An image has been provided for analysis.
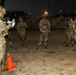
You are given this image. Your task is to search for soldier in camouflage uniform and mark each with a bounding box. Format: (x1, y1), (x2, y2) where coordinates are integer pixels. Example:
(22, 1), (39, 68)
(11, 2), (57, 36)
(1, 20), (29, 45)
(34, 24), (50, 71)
(0, 7), (12, 71)
(37, 14), (51, 49)
(65, 17), (75, 47)
(17, 17), (27, 46)
(73, 17), (76, 44)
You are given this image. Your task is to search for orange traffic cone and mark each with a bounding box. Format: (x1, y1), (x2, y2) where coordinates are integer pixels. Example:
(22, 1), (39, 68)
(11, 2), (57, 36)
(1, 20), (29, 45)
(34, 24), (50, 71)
(5, 53), (16, 70)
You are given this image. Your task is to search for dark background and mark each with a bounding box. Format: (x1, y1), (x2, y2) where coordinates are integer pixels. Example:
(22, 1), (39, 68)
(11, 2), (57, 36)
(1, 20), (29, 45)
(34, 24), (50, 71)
(5, 0), (76, 15)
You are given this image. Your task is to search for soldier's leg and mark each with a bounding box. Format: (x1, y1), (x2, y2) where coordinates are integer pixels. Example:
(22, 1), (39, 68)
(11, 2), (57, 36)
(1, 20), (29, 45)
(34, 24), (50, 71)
(71, 35), (75, 47)
(44, 33), (48, 48)
(0, 40), (6, 71)
(25, 34), (27, 42)
(20, 37), (25, 46)
(38, 34), (43, 46)
(8, 31), (13, 47)
(24, 34), (27, 46)
(22, 32), (28, 46)
(36, 34), (43, 49)
(19, 32), (25, 46)
(73, 34), (76, 44)
(65, 35), (70, 47)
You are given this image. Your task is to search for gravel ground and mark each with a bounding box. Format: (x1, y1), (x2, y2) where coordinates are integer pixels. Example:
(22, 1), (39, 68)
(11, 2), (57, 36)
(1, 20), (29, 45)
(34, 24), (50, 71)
(1, 30), (76, 75)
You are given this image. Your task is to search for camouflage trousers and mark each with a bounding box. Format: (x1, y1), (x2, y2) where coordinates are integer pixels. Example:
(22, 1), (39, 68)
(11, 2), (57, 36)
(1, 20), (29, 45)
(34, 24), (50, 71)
(0, 36), (6, 71)
(18, 31), (27, 45)
(8, 31), (12, 45)
(66, 31), (74, 46)
(5, 31), (13, 46)
(73, 33), (76, 42)
(38, 32), (49, 46)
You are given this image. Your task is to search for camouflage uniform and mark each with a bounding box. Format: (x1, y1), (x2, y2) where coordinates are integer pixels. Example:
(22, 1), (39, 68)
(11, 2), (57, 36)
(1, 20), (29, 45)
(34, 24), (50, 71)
(0, 7), (12, 71)
(17, 18), (27, 46)
(73, 19), (76, 43)
(38, 18), (51, 46)
(65, 18), (74, 47)
(0, 19), (11, 70)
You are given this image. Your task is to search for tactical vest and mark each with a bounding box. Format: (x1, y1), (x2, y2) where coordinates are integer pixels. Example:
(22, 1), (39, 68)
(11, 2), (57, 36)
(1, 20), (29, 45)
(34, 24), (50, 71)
(41, 23), (48, 30)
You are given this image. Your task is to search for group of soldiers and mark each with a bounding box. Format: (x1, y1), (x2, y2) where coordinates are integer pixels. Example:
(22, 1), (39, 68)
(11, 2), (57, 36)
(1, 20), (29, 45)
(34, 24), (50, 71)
(0, 6), (76, 71)
(16, 13), (51, 49)
(0, 6), (51, 71)
(6, 12), (76, 49)
(17, 14), (76, 49)
(65, 17), (76, 47)
(18, 14), (51, 48)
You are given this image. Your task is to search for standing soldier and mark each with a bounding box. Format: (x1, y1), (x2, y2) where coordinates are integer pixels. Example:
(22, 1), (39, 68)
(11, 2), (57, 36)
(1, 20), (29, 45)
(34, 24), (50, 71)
(72, 17), (76, 44)
(37, 13), (51, 49)
(65, 17), (75, 47)
(17, 17), (28, 46)
(0, 6), (14, 71)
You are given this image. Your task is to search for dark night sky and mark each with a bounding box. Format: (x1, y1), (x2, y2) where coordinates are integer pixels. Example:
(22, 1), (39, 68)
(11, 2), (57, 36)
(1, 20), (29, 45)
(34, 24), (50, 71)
(5, 0), (76, 14)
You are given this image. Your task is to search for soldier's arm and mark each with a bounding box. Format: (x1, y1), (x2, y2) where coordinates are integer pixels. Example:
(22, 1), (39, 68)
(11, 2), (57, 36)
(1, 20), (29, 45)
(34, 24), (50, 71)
(39, 21), (42, 32)
(48, 20), (51, 32)
(24, 22), (28, 28)
(0, 23), (12, 36)
(72, 23), (75, 32)
(6, 23), (12, 30)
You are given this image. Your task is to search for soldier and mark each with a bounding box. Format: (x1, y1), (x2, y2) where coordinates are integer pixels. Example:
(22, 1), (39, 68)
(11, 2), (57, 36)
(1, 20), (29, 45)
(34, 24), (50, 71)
(37, 13), (51, 49)
(73, 17), (76, 44)
(17, 17), (27, 46)
(65, 17), (75, 47)
(0, 6), (13, 71)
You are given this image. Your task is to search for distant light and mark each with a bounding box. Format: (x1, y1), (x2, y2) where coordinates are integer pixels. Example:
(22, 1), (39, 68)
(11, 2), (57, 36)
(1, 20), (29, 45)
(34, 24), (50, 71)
(15, 14), (16, 16)
(44, 11), (48, 15)
(60, 10), (62, 13)
(75, 11), (76, 14)
(29, 13), (31, 15)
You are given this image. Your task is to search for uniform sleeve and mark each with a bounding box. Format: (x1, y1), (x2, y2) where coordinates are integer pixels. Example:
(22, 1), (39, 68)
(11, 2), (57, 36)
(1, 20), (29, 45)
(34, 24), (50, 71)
(0, 23), (12, 36)
(48, 20), (51, 32)
(39, 20), (43, 32)
(6, 23), (12, 30)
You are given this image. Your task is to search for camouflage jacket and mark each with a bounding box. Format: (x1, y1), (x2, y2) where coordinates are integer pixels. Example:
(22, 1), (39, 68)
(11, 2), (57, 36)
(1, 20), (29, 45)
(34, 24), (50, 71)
(73, 20), (76, 34)
(17, 22), (27, 33)
(66, 22), (75, 33)
(0, 19), (11, 37)
(39, 19), (51, 33)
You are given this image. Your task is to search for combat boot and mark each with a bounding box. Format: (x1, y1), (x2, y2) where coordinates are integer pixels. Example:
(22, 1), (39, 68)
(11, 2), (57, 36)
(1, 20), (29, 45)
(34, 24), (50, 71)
(65, 44), (69, 47)
(36, 44), (40, 50)
(45, 45), (48, 49)
(19, 43), (24, 46)
(44, 41), (48, 49)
